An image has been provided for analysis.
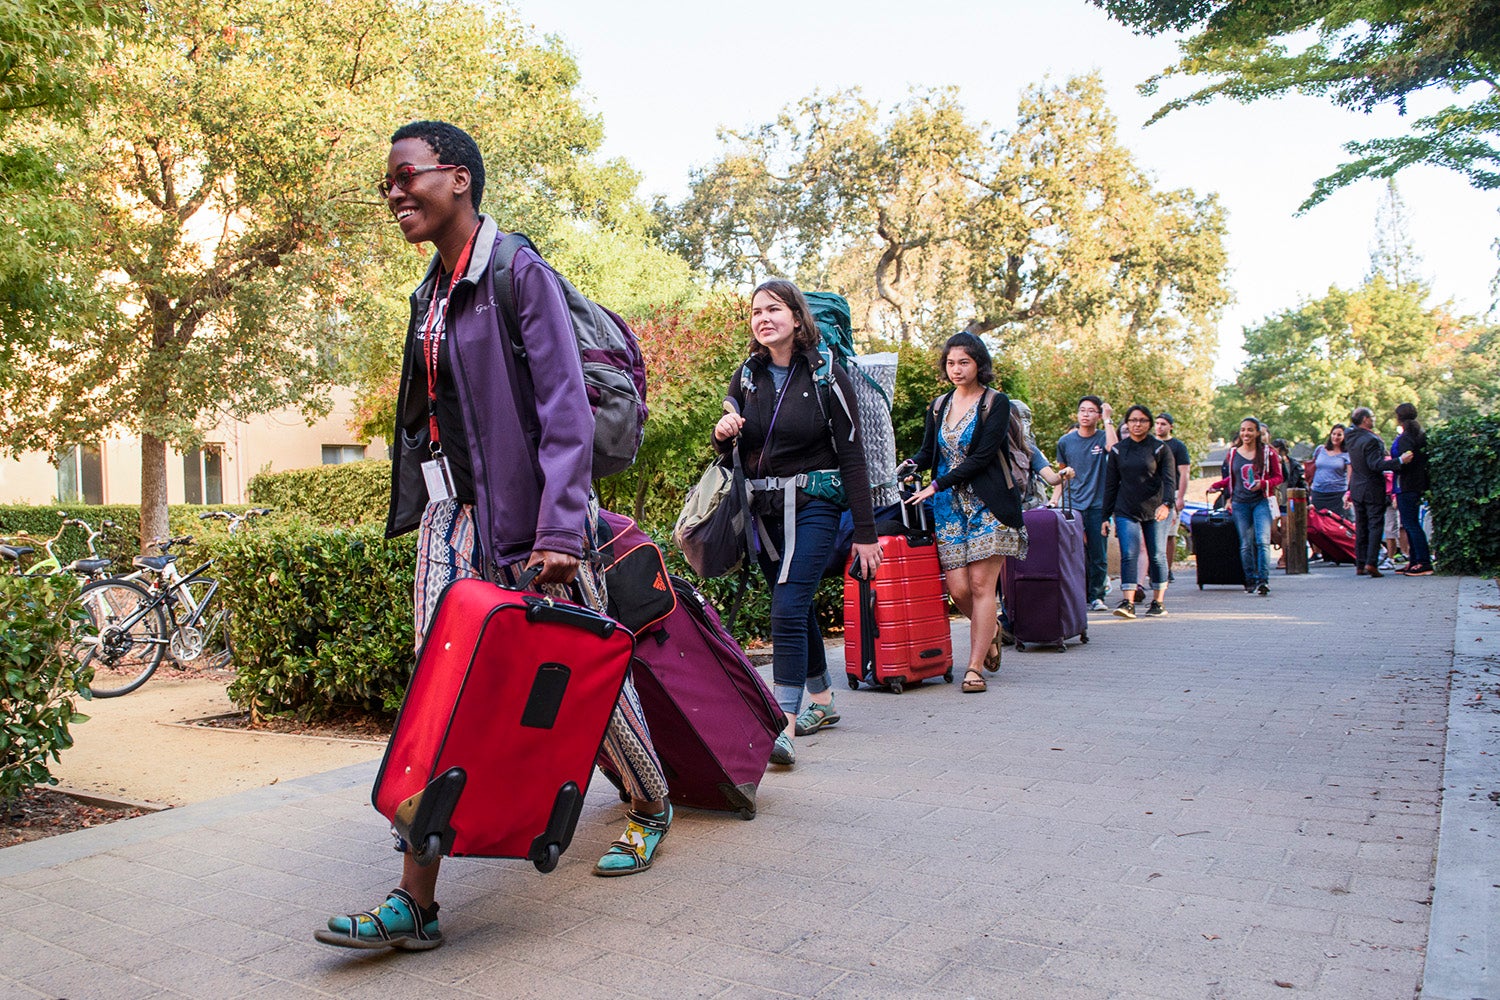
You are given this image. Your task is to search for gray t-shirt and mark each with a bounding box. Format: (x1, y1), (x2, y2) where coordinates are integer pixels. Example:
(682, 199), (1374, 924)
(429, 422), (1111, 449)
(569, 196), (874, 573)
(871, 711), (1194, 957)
(1056, 429), (1111, 510)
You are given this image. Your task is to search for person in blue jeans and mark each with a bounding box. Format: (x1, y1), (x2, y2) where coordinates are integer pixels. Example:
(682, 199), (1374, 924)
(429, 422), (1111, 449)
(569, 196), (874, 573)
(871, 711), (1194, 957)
(713, 280), (880, 767)
(1056, 395), (1118, 611)
(1100, 405), (1176, 618)
(1391, 402), (1433, 575)
(1208, 418), (1284, 595)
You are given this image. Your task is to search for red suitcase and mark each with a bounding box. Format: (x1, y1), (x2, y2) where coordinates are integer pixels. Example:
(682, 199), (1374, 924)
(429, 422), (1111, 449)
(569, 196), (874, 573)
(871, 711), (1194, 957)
(844, 495), (953, 694)
(372, 578), (633, 871)
(1307, 506), (1358, 564)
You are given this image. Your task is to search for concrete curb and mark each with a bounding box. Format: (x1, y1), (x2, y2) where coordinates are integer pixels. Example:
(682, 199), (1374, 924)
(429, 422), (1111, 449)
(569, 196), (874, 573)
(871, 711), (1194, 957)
(1422, 576), (1500, 1000)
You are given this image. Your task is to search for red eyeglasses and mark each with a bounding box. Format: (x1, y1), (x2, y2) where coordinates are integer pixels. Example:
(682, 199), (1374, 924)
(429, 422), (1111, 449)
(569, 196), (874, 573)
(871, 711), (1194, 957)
(378, 164), (458, 198)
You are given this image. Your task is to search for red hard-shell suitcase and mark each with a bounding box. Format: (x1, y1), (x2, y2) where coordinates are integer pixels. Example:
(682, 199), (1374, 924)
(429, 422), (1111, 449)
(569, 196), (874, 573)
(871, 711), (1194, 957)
(372, 578), (633, 871)
(1307, 506), (1358, 565)
(843, 493), (953, 694)
(1001, 499), (1088, 651)
(601, 575), (784, 818)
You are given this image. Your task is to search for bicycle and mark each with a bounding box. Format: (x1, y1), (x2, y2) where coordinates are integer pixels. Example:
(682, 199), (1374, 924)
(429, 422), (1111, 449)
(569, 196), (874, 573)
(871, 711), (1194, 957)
(71, 508), (271, 697)
(1, 515), (117, 583)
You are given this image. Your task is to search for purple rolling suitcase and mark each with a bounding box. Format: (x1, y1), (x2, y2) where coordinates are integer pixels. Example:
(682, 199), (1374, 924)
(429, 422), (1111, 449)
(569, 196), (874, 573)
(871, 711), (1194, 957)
(602, 575), (784, 819)
(1000, 492), (1089, 652)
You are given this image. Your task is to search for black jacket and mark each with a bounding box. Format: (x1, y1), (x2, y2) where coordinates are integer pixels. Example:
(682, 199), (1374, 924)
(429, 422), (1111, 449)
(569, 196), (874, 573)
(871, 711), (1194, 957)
(1102, 436), (1176, 521)
(1345, 424), (1402, 504)
(715, 349), (877, 544)
(1395, 427), (1430, 495)
(908, 388), (1024, 529)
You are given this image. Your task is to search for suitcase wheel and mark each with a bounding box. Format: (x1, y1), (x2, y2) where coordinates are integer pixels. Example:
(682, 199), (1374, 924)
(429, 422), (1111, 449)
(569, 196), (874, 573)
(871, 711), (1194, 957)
(847, 674), (860, 690)
(943, 670), (953, 683)
(888, 679), (905, 694)
(413, 833), (443, 867)
(534, 843), (561, 874)
(1014, 640), (1027, 652)
(1198, 583), (1204, 589)
(738, 807), (755, 821)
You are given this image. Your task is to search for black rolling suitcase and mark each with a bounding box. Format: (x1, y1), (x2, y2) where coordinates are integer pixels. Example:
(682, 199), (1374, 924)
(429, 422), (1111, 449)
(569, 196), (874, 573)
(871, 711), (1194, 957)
(1190, 509), (1245, 589)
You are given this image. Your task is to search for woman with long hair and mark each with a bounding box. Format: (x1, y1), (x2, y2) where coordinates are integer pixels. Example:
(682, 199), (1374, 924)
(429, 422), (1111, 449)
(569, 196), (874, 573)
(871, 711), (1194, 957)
(712, 280), (881, 766)
(1308, 424), (1352, 519)
(905, 333), (1025, 693)
(1392, 402), (1433, 575)
(1101, 405), (1176, 618)
(1208, 417), (1284, 595)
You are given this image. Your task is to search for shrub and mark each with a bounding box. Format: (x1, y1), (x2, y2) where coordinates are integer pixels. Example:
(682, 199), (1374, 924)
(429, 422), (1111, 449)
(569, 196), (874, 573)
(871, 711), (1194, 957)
(1427, 414), (1500, 576)
(247, 460), (392, 526)
(213, 523), (416, 718)
(0, 577), (90, 801)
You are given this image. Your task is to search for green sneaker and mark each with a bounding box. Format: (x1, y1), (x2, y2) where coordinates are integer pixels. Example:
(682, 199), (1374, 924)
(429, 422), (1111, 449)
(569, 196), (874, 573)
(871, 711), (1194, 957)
(793, 699), (840, 736)
(593, 804), (672, 877)
(315, 888), (441, 951)
(770, 732), (796, 766)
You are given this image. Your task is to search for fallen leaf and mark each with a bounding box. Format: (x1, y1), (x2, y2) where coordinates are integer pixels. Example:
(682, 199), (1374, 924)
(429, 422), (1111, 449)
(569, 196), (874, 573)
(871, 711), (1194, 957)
(1202, 933), (1220, 941)
(1274, 980), (1295, 989)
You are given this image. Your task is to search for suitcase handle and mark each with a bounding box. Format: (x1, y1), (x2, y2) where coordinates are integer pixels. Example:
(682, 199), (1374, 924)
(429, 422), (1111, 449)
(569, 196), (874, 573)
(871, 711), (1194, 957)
(524, 596), (619, 639)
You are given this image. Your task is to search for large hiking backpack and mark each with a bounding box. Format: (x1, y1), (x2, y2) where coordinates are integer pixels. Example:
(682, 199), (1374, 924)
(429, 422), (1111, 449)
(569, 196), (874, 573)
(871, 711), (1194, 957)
(494, 233), (648, 480)
(802, 292), (901, 506)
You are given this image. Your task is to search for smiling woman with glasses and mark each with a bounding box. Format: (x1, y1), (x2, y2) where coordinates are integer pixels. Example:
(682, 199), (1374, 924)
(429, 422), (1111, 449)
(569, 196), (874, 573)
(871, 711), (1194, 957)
(1100, 404), (1176, 619)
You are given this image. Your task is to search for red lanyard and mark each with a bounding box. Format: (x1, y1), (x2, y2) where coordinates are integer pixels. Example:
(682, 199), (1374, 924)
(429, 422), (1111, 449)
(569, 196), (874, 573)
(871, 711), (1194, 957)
(421, 226), (479, 451)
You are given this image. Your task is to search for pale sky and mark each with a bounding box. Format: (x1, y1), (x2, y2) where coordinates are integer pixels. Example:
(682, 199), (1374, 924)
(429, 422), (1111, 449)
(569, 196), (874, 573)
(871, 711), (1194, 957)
(509, 0), (1497, 383)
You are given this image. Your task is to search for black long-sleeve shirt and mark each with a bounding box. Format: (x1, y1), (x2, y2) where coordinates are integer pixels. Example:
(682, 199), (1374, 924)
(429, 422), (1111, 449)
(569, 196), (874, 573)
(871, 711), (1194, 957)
(1101, 436), (1176, 522)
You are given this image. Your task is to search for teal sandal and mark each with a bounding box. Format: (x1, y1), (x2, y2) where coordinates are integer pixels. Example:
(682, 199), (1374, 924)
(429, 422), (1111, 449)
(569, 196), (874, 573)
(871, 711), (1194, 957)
(593, 804), (672, 877)
(315, 887), (442, 951)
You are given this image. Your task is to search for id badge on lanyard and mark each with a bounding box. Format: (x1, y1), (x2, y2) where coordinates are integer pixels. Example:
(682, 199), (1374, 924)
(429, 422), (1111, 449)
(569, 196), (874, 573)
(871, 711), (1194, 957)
(420, 227), (478, 504)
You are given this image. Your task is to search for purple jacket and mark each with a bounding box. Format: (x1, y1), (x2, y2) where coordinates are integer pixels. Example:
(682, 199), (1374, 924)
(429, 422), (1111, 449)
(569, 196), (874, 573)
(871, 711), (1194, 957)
(385, 216), (594, 575)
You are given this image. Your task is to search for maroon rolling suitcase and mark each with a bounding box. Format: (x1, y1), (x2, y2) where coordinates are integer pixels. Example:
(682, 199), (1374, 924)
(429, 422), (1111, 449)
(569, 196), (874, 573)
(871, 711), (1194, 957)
(1307, 506), (1358, 565)
(843, 486), (954, 694)
(599, 575), (784, 818)
(1001, 494), (1089, 652)
(373, 577), (633, 871)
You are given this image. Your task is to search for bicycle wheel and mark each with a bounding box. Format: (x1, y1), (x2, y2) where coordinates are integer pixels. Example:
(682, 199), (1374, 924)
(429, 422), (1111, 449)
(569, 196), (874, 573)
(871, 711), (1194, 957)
(76, 578), (168, 697)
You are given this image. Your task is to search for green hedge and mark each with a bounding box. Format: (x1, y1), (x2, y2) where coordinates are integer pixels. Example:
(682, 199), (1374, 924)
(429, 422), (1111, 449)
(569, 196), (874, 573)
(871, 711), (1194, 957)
(1, 577), (90, 801)
(1428, 414), (1500, 576)
(213, 523), (417, 718)
(0, 504), (253, 571)
(248, 460), (391, 526)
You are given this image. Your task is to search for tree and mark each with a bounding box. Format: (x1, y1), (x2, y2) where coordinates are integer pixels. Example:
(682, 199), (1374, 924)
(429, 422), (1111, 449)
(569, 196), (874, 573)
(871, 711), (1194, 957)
(661, 75), (1229, 362)
(1, 0), (637, 544)
(1091, 0), (1500, 208)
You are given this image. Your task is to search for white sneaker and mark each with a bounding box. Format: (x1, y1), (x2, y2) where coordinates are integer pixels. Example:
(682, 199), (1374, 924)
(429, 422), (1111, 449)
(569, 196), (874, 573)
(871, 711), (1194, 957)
(1378, 556), (1395, 571)
(1088, 599), (1109, 612)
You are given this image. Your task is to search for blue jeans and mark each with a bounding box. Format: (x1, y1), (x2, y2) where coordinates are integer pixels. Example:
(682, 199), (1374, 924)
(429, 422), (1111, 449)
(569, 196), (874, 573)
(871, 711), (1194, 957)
(1396, 490), (1430, 566)
(1114, 516), (1169, 594)
(1231, 497), (1274, 586)
(1081, 506), (1108, 603)
(756, 499), (841, 715)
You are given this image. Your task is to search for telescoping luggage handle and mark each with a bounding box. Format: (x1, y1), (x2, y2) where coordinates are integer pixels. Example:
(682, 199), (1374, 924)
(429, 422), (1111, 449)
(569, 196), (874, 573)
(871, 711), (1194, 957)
(893, 460), (933, 540)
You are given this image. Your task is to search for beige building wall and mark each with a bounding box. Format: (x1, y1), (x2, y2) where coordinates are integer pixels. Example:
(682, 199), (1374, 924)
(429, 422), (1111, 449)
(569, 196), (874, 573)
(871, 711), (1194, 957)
(0, 387), (385, 506)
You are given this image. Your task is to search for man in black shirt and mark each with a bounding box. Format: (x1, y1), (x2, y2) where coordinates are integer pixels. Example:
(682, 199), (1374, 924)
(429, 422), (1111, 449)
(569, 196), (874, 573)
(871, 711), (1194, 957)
(1154, 413), (1191, 583)
(1344, 407), (1411, 577)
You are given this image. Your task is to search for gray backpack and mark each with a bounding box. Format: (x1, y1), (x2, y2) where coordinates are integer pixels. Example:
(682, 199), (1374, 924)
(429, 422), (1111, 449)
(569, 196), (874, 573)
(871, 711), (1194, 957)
(494, 233), (648, 480)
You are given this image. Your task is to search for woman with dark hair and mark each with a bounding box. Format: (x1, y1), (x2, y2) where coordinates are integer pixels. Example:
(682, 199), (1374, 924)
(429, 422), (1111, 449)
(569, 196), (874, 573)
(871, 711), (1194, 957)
(1101, 405), (1176, 617)
(1308, 424), (1352, 518)
(1392, 402), (1433, 575)
(1208, 417), (1283, 596)
(905, 332), (1025, 693)
(713, 280), (881, 766)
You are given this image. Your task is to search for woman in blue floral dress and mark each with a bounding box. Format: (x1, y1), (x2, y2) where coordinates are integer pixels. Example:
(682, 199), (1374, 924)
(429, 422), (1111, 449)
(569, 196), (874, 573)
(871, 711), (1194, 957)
(906, 333), (1026, 693)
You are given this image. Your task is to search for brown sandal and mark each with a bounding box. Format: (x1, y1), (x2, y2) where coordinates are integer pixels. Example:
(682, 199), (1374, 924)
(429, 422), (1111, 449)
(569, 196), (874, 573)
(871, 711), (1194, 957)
(961, 669), (987, 693)
(983, 635), (1002, 673)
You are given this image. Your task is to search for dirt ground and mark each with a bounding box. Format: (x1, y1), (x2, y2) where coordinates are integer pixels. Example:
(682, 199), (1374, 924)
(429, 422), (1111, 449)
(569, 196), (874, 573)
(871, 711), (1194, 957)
(50, 677), (385, 807)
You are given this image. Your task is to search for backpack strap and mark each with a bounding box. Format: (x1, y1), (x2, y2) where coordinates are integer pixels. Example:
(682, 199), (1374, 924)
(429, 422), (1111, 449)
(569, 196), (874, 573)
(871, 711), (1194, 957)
(492, 232), (539, 358)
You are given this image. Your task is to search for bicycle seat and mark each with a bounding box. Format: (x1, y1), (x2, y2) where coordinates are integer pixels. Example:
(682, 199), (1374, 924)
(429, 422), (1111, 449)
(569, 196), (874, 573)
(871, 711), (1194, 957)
(1, 544), (34, 559)
(75, 558), (111, 574)
(133, 554), (176, 571)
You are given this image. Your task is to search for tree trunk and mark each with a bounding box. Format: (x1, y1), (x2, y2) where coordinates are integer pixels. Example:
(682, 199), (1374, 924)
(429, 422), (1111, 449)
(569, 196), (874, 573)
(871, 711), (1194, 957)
(139, 432), (170, 555)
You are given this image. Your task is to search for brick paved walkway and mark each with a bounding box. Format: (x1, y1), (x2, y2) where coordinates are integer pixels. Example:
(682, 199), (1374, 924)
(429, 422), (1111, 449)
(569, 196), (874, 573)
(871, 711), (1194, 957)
(1, 563), (1491, 999)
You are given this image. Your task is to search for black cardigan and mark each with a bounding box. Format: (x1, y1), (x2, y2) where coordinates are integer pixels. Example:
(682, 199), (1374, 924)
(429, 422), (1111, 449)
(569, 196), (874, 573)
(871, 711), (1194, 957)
(1102, 436), (1176, 521)
(907, 388), (1024, 529)
(714, 349), (877, 545)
